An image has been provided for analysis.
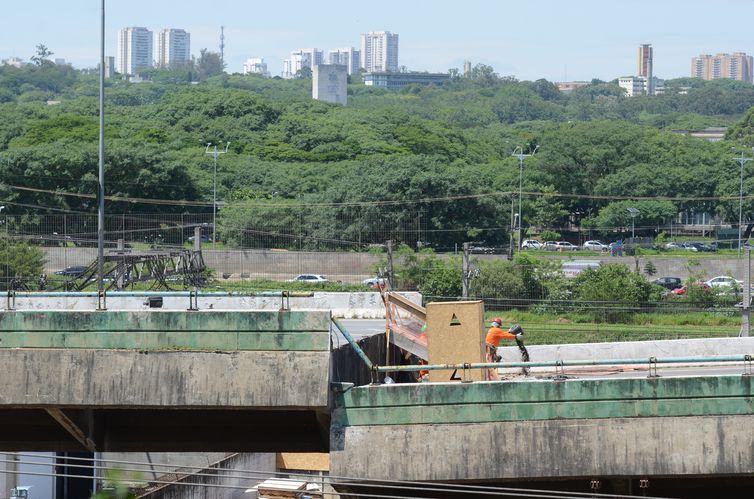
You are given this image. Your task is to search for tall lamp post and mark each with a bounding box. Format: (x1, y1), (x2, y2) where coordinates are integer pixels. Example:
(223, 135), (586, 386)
(627, 207), (640, 239)
(511, 145), (539, 250)
(205, 142), (230, 249)
(96, 0), (106, 307)
(733, 149), (753, 257)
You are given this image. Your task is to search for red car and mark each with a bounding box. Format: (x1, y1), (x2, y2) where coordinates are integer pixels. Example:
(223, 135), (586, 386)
(671, 283), (710, 295)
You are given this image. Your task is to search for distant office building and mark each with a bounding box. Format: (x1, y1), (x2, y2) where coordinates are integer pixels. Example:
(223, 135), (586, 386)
(54, 58), (67, 66)
(312, 64), (348, 105)
(618, 76), (646, 97)
(157, 28), (190, 68)
(118, 27), (153, 76)
(282, 48), (323, 78)
(243, 58), (270, 76)
(637, 44), (654, 94)
(360, 31), (399, 72)
(1, 56), (25, 68)
(364, 71), (449, 90)
(104, 56), (115, 78)
(327, 48), (360, 75)
(691, 53), (753, 82)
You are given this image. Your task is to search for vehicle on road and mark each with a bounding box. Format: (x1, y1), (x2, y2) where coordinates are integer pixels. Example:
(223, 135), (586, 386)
(187, 234), (211, 243)
(652, 276), (682, 290)
(556, 241), (578, 251)
(288, 274), (328, 283)
(362, 277), (386, 288)
(672, 283), (711, 295)
(521, 239), (542, 250)
(54, 265), (88, 277)
(583, 240), (608, 251)
(704, 276), (743, 288)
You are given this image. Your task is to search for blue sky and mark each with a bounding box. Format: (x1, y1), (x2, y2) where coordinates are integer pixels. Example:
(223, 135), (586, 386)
(2, 0), (754, 81)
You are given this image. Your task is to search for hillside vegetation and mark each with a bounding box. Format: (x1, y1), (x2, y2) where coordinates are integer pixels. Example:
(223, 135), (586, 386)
(3, 61), (754, 248)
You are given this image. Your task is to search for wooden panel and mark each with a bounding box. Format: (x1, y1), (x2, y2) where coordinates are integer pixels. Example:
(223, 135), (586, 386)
(425, 301), (485, 382)
(276, 452), (330, 471)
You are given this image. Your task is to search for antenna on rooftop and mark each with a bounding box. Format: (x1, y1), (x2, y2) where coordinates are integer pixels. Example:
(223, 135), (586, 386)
(220, 26), (225, 65)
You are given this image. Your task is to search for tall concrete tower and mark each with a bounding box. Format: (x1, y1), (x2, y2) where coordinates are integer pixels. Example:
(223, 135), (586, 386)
(637, 44), (653, 94)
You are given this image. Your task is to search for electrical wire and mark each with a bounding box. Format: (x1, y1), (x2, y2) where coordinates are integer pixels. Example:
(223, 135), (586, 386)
(5, 182), (754, 209)
(0, 454), (675, 499)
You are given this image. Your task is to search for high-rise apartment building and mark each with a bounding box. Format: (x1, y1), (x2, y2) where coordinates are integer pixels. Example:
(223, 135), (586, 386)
(327, 48), (360, 75)
(637, 44), (653, 95)
(157, 28), (190, 68)
(118, 27), (153, 76)
(360, 31), (399, 73)
(243, 58), (270, 77)
(282, 48), (323, 79)
(691, 53), (753, 82)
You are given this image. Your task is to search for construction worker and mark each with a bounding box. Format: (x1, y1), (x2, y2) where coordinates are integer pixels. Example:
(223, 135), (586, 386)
(485, 318), (524, 380)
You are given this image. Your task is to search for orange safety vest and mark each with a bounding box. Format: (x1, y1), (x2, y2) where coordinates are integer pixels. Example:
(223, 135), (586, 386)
(485, 326), (516, 347)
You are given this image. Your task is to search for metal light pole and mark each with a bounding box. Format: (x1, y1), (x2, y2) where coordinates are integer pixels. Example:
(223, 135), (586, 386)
(97, 0), (106, 308)
(511, 145), (539, 250)
(734, 149), (753, 257)
(205, 142), (230, 249)
(627, 207), (640, 239)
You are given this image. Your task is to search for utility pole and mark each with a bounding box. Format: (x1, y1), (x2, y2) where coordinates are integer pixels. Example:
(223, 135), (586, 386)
(220, 26), (225, 66)
(733, 149), (753, 258)
(97, 0), (106, 310)
(511, 145), (539, 250)
(386, 240), (394, 289)
(205, 142), (230, 249)
(627, 207), (640, 240)
(743, 248), (751, 337)
(462, 242), (471, 299)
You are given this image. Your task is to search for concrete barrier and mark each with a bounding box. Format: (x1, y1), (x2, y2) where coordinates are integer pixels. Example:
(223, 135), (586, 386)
(4, 291), (422, 319)
(498, 336), (754, 370)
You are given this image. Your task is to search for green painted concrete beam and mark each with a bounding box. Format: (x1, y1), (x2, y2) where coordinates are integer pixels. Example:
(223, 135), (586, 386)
(0, 310), (331, 351)
(0, 310), (330, 332)
(332, 376), (754, 426)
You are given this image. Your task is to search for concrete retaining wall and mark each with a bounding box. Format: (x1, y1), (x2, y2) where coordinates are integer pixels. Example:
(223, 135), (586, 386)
(498, 336), (754, 366)
(330, 415), (754, 481)
(5, 292), (421, 319)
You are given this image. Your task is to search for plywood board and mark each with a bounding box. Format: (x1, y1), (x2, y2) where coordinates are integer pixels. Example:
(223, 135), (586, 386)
(425, 301), (485, 382)
(276, 452), (330, 472)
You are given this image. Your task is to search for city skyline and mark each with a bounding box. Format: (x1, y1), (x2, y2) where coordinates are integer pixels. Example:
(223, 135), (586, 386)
(3, 0), (754, 81)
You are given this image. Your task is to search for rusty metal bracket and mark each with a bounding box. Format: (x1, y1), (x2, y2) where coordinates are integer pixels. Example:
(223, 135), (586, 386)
(552, 359), (568, 381)
(187, 288), (199, 311)
(744, 354), (753, 376)
(461, 362), (473, 383)
(97, 289), (107, 311)
(280, 290), (290, 311)
(647, 357), (660, 378)
(639, 478), (649, 496)
(5, 290), (15, 310)
(370, 365), (381, 385)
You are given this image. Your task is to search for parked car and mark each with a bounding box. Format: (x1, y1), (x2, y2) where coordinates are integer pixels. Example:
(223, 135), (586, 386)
(54, 265), (88, 277)
(470, 245), (495, 254)
(652, 276), (682, 290)
(704, 276), (743, 288)
(521, 239), (542, 250)
(288, 274), (328, 283)
(583, 240), (608, 251)
(187, 234), (211, 243)
(543, 241), (559, 251)
(672, 283), (711, 295)
(690, 242), (716, 252)
(362, 277), (386, 288)
(556, 241), (578, 251)
(664, 242), (682, 250)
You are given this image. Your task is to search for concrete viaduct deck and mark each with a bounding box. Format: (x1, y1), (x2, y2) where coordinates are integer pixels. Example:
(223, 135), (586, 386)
(2, 308), (754, 491)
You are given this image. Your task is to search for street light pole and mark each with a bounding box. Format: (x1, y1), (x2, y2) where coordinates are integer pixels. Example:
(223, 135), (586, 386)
(97, 0), (106, 308)
(734, 149), (753, 258)
(627, 207), (640, 240)
(511, 145), (539, 251)
(205, 142), (230, 249)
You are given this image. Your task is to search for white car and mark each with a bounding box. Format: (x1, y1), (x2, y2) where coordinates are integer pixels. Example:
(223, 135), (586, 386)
(288, 274), (328, 283)
(521, 239), (542, 250)
(362, 277), (386, 288)
(704, 276), (742, 288)
(583, 240), (608, 251)
(555, 241), (578, 251)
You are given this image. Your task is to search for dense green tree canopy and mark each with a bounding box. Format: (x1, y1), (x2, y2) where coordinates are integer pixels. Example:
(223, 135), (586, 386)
(3, 57), (754, 247)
